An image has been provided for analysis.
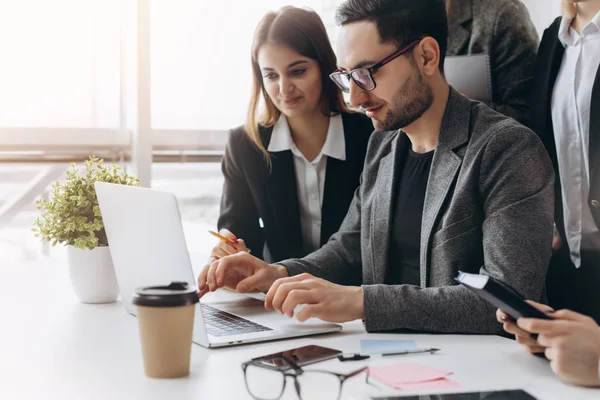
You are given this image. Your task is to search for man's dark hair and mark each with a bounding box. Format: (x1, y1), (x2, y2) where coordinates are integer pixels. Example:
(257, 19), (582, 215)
(335, 0), (448, 72)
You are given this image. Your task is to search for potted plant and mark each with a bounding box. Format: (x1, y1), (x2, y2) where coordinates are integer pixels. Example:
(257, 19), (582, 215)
(33, 156), (140, 303)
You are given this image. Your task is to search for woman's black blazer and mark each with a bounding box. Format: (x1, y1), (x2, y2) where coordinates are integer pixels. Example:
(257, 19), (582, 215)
(528, 17), (600, 241)
(218, 112), (373, 263)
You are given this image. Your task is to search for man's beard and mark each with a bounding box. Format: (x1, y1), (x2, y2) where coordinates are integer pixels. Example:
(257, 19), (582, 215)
(378, 62), (434, 131)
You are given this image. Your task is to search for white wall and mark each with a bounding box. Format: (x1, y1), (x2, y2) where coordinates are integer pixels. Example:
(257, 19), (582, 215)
(521, 0), (562, 37)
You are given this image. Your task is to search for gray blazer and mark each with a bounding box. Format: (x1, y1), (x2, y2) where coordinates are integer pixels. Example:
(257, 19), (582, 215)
(446, 0), (538, 125)
(279, 89), (555, 335)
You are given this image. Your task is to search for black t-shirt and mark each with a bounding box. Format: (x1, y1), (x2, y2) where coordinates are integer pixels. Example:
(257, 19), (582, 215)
(387, 148), (434, 286)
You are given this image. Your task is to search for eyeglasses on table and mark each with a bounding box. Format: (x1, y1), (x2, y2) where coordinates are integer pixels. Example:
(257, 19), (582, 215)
(241, 354), (370, 400)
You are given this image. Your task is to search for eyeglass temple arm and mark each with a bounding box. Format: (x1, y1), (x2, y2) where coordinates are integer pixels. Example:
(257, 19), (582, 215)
(346, 366), (369, 378)
(369, 40), (421, 72)
(281, 356), (303, 372)
(271, 355), (303, 372)
(336, 366), (370, 384)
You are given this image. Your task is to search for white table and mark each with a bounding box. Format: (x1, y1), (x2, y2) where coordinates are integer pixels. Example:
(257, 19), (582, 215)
(1, 260), (598, 400)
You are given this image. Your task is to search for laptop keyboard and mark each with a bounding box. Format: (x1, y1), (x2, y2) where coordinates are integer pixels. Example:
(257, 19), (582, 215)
(200, 303), (273, 337)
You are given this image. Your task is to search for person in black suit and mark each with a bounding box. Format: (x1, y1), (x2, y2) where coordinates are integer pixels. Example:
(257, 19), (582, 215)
(209, 6), (373, 265)
(524, 0), (600, 323)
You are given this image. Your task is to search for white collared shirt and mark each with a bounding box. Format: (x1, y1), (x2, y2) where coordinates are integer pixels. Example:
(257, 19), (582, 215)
(268, 114), (345, 254)
(551, 11), (600, 267)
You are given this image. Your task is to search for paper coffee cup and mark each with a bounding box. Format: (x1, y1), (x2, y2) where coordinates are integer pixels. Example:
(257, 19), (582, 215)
(132, 282), (199, 378)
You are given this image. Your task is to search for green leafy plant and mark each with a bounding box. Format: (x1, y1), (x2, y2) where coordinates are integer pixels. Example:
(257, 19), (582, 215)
(32, 156), (141, 250)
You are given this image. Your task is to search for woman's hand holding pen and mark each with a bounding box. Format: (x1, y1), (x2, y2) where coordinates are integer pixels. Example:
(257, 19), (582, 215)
(208, 229), (249, 260)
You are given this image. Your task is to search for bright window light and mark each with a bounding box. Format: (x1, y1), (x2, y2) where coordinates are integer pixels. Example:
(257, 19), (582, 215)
(151, 0), (326, 130)
(0, 0), (121, 128)
(0, 0), (335, 131)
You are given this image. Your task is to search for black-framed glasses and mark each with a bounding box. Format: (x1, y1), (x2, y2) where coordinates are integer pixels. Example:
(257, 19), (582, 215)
(241, 355), (370, 400)
(329, 39), (421, 93)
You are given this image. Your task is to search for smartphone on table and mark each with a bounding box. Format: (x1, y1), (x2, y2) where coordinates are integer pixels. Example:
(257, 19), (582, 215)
(252, 345), (342, 369)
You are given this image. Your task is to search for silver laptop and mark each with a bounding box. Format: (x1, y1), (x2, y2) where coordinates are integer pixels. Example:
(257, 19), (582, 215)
(95, 182), (341, 348)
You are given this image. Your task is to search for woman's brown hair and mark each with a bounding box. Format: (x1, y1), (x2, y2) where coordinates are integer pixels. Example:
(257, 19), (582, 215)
(245, 6), (347, 161)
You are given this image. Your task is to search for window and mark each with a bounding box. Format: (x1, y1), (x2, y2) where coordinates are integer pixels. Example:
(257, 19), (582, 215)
(0, 0), (340, 149)
(151, 0), (332, 131)
(0, 0), (122, 128)
(0, 1), (343, 262)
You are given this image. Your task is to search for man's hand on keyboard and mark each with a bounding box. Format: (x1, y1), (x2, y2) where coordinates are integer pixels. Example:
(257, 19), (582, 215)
(264, 273), (365, 323)
(197, 252), (289, 298)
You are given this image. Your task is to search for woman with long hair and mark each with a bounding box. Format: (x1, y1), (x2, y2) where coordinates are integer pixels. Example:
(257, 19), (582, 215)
(209, 6), (372, 265)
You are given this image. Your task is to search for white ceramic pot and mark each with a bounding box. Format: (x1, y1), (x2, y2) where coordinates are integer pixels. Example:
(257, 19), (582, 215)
(67, 246), (119, 304)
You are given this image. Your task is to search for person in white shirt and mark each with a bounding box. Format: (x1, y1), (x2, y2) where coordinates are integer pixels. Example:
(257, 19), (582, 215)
(206, 6), (373, 278)
(528, 0), (600, 322)
(501, 0), (600, 388)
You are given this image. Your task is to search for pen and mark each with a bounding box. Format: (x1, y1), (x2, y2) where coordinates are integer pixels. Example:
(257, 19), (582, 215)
(208, 230), (252, 253)
(381, 347), (440, 356)
(338, 348), (440, 361)
(208, 230), (238, 244)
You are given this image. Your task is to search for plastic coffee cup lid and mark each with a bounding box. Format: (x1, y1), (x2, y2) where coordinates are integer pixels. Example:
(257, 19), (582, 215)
(132, 281), (199, 307)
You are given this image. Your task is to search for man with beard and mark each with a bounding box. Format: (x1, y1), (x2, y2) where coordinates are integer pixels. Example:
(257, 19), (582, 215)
(197, 0), (555, 334)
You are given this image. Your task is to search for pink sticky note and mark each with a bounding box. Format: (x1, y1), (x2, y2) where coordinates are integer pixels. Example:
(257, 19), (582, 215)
(395, 378), (461, 391)
(369, 363), (453, 385)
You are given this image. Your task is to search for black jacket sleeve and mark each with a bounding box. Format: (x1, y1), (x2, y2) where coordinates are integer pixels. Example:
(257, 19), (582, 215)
(217, 127), (266, 260)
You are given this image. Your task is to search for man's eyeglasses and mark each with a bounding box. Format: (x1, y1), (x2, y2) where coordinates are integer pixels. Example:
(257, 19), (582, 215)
(329, 39), (421, 93)
(241, 355), (370, 400)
